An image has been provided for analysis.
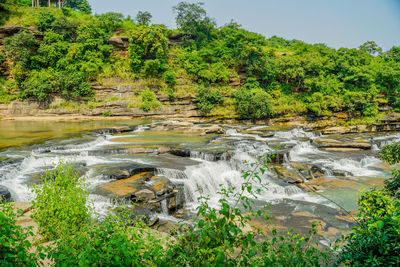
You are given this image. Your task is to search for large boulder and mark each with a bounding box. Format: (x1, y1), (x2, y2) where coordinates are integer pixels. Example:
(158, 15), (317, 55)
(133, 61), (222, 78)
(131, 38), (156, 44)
(0, 186), (12, 202)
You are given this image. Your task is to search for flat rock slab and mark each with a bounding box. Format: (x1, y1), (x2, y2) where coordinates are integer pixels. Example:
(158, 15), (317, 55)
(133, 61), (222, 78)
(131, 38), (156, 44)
(101, 172), (152, 197)
(313, 138), (371, 150)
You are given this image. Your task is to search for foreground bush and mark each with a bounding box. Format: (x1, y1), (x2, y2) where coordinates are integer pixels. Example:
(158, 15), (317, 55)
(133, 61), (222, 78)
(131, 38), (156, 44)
(31, 163), (91, 241)
(0, 202), (37, 266)
(45, 214), (164, 266)
(338, 142), (400, 266)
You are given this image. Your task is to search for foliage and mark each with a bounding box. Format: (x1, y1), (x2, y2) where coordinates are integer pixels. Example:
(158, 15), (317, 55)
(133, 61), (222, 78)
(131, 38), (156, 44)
(45, 213), (163, 266)
(140, 88), (161, 112)
(135, 11), (152, 26)
(1, 0), (400, 119)
(0, 202), (37, 266)
(173, 1), (215, 42)
(129, 25), (169, 73)
(164, 70), (177, 86)
(30, 163), (91, 241)
(338, 190), (400, 266)
(195, 86), (224, 114)
(234, 86), (274, 119)
(338, 141), (400, 266)
(3, 31), (39, 68)
(63, 0), (91, 14)
(380, 142), (400, 165)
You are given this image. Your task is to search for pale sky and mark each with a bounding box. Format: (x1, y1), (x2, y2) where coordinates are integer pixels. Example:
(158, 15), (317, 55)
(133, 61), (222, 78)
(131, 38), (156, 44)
(88, 0), (400, 51)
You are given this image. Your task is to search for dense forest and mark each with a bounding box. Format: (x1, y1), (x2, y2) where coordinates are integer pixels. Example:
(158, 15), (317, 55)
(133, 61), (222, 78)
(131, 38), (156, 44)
(0, 0), (399, 121)
(1, 1), (400, 266)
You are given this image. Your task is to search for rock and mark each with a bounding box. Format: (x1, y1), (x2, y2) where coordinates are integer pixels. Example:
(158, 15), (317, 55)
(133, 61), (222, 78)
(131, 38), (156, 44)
(0, 186), (12, 202)
(0, 25), (25, 34)
(107, 36), (130, 50)
(313, 138), (371, 150)
(90, 125), (137, 135)
(204, 125), (224, 134)
(100, 172), (152, 198)
(13, 202), (32, 214)
(149, 176), (171, 196)
(170, 148), (191, 158)
(274, 166), (304, 184)
(133, 189), (156, 202)
(104, 163), (155, 180)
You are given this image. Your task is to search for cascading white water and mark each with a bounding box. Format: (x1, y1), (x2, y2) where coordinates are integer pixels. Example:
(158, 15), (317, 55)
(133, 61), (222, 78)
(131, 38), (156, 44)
(157, 139), (321, 210)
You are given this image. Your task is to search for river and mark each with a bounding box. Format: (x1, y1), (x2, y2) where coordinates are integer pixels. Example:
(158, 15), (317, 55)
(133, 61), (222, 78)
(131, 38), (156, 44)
(0, 119), (397, 244)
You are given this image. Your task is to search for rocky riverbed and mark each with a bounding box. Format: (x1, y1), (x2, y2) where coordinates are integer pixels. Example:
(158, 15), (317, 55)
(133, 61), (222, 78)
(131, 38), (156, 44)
(0, 119), (397, 243)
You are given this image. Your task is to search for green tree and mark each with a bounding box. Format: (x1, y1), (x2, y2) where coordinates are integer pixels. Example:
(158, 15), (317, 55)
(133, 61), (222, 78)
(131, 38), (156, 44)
(359, 41), (383, 56)
(135, 11), (152, 26)
(63, 0), (91, 13)
(129, 25), (169, 72)
(173, 1), (215, 41)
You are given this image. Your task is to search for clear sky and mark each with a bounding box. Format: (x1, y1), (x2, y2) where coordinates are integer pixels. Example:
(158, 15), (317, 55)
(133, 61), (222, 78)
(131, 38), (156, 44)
(88, 0), (400, 51)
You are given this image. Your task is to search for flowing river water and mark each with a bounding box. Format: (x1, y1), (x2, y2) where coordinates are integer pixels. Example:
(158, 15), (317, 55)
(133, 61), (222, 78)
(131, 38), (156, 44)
(0, 119), (398, 244)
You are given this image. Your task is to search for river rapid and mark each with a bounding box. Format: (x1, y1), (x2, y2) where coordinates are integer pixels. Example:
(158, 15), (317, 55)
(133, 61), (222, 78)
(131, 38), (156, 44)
(0, 119), (398, 243)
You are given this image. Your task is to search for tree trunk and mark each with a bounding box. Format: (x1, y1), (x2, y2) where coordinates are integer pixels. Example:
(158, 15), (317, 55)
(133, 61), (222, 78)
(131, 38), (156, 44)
(48, 0), (50, 7)
(32, 0), (34, 7)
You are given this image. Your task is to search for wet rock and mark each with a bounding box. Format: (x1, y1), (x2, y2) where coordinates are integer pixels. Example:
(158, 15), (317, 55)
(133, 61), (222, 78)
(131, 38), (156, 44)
(0, 186), (12, 202)
(104, 163), (155, 180)
(313, 138), (371, 150)
(170, 148), (191, 158)
(90, 125), (137, 135)
(133, 189), (156, 202)
(274, 166), (304, 184)
(100, 172), (152, 198)
(152, 121), (223, 135)
(149, 176), (171, 196)
(203, 125), (224, 134)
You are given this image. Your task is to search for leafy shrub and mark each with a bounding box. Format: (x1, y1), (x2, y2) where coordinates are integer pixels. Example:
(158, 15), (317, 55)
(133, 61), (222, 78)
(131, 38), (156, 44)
(380, 142), (400, 165)
(102, 110), (113, 117)
(234, 87), (274, 119)
(45, 214), (163, 266)
(20, 70), (55, 100)
(0, 202), (37, 266)
(55, 71), (92, 99)
(195, 86), (224, 115)
(140, 88), (161, 112)
(142, 59), (168, 78)
(164, 70), (177, 86)
(37, 11), (56, 32)
(338, 190), (400, 266)
(31, 163), (91, 241)
(305, 92), (343, 116)
(168, 87), (175, 101)
(3, 32), (39, 68)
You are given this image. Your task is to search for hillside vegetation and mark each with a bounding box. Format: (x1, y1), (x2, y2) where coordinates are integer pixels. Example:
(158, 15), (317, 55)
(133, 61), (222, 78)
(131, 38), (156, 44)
(0, 0), (399, 121)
